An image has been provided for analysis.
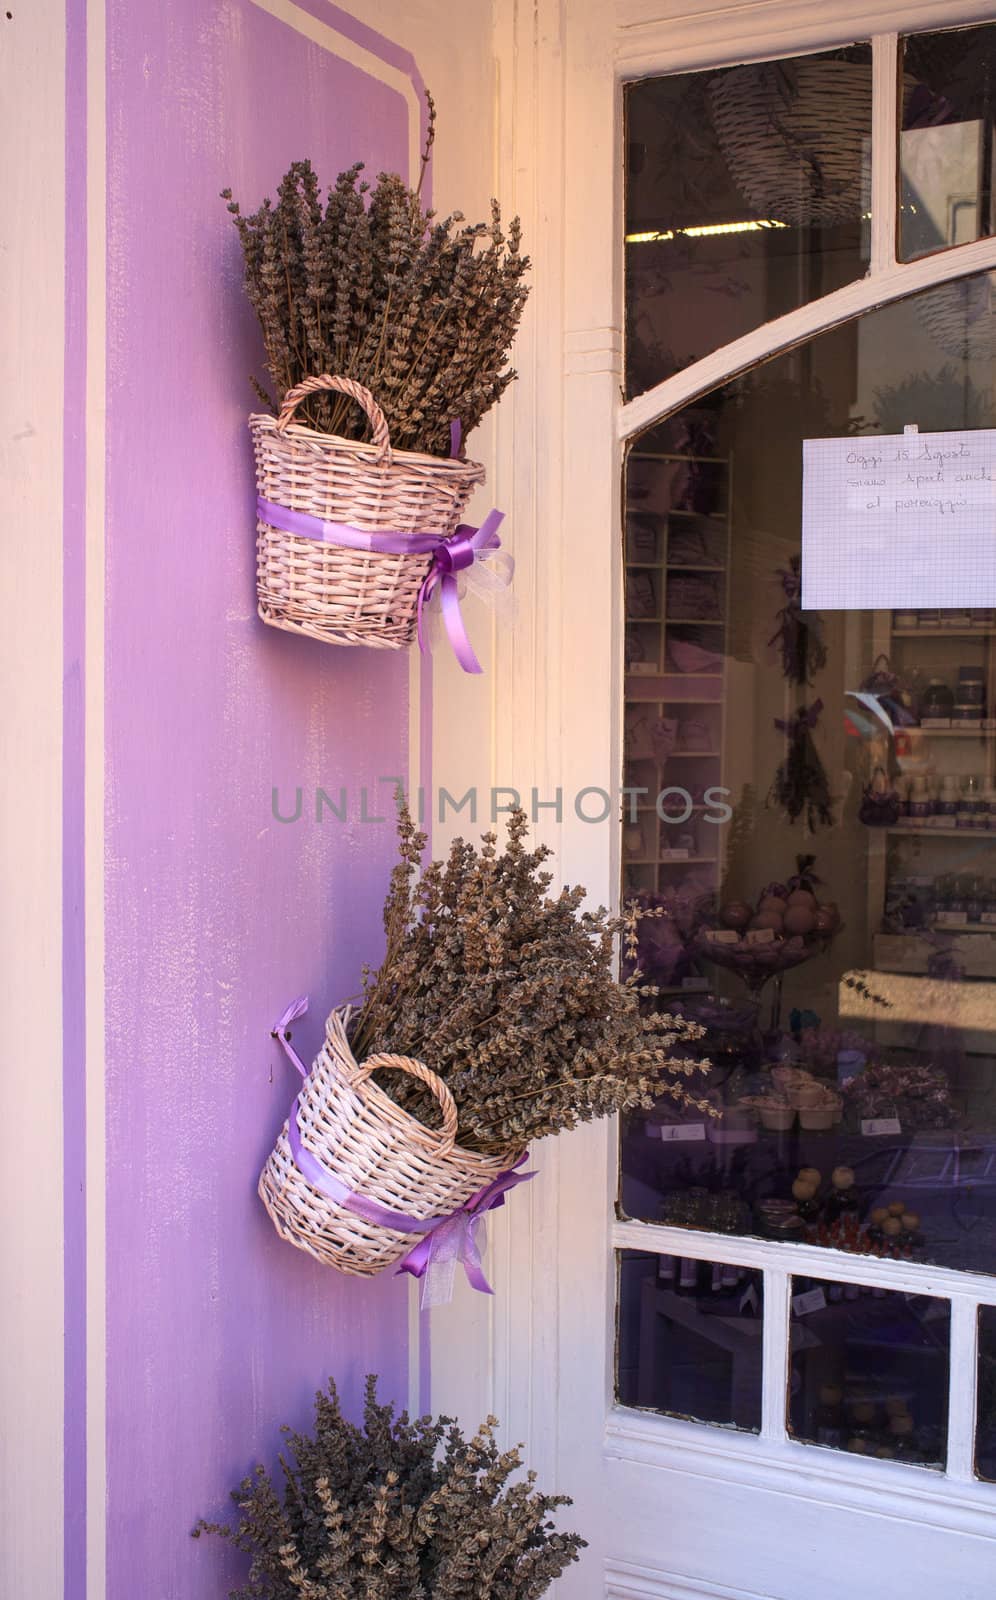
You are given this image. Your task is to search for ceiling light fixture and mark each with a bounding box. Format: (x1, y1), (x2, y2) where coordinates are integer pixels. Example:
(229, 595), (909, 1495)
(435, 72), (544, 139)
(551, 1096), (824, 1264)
(625, 218), (789, 243)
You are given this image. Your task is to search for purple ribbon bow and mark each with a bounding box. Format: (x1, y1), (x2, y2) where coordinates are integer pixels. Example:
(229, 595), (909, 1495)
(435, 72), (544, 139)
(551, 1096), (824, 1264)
(271, 999), (534, 1298)
(394, 1155), (535, 1301)
(256, 498), (506, 675)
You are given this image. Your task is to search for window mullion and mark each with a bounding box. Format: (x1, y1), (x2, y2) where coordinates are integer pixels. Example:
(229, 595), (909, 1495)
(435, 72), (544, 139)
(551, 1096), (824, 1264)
(947, 1295), (980, 1483)
(761, 1265), (790, 1444)
(870, 31), (899, 274)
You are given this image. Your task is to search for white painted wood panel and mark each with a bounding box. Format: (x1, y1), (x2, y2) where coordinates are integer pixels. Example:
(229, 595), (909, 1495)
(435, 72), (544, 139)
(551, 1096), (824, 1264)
(0, 3), (66, 1597)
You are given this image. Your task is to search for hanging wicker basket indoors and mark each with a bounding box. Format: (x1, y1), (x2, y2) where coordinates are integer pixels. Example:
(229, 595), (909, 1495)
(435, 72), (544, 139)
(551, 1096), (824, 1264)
(251, 375), (485, 650)
(917, 273), (996, 363)
(259, 1007), (519, 1277)
(709, 61), (914, 228)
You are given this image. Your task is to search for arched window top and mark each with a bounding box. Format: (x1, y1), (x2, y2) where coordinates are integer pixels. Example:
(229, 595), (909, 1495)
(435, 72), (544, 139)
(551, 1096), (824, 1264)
(623, 21), (996, 440)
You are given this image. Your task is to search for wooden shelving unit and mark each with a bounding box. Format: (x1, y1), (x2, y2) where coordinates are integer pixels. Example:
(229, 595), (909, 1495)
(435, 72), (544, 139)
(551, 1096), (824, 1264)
(622, 446), (733, 903)
(867, 609), (996, 978)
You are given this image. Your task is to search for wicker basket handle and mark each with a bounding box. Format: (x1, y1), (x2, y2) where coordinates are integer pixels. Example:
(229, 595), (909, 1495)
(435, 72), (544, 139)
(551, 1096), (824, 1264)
(355, 1051), (460, 1152)
(276, 374), (392, 465)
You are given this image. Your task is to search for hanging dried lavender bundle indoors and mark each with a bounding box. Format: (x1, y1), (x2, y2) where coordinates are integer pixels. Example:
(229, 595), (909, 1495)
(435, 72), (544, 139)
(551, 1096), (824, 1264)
(222, 95), (530, 455)
(347, 802), (710, 1155)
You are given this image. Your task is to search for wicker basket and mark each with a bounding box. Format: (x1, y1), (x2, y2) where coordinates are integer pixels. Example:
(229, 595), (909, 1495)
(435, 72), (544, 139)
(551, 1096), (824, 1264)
(709, 62), (912, 228)
(918, 274), (996, 363)
(259, 1007), (518, 1276)
(252, 375), (486, 649)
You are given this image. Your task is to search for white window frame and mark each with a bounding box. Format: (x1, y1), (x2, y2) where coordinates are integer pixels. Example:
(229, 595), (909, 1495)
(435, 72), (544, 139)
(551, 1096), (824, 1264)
(428, 0), (996, 1548)
(614, 12), (996, 1501)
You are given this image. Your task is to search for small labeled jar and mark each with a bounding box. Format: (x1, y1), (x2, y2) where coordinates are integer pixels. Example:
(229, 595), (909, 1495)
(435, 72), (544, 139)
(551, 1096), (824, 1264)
(937, 774), (960, 820)
(920, 679), (954, 722)
(908, 774), (932, 824)
(958, 774), (985, 829)
(957, 665), (986, 706)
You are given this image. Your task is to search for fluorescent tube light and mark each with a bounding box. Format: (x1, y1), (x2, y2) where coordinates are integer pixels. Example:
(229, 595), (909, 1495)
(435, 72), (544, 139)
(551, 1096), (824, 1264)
(626, 219), (789, 243)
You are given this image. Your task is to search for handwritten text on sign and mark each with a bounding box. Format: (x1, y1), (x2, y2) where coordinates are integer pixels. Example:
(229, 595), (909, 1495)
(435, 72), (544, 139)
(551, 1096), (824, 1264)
(801, 429), (996, 610)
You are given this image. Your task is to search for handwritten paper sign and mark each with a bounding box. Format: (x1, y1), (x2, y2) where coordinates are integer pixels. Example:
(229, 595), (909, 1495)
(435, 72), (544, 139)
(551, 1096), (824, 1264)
(801, 428), (996, 609)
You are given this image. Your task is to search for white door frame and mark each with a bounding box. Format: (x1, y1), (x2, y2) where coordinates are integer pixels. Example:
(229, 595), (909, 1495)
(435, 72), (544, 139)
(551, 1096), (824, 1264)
(428, 2), (996, 1593)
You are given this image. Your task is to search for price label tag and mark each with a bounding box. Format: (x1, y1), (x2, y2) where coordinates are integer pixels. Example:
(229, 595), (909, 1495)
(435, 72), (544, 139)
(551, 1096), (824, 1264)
(656, 1122), (707, 1143)
(792, 1287), (827, 1317)
(739, 1282), (760, 1315)
(862, 1117), (902, 1137)
(791, 1323), (823, 1352)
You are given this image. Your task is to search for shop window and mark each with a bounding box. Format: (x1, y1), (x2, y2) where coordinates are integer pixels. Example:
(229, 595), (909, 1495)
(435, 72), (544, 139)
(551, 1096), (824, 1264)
(619, 271), (996, 1283)
(624, 45), (872, 397)
(900, 24), (996, 263)
(788, 1278), (950, 1467)
(616, 1249), (763, 1432)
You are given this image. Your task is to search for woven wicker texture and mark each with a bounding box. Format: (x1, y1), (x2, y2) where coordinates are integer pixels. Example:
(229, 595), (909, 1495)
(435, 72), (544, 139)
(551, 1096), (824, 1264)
(918, 274), (996, 362)
(259, 1008), (518, 1276)
(252, 375), (486, 649)
(710, 63), (913, 228)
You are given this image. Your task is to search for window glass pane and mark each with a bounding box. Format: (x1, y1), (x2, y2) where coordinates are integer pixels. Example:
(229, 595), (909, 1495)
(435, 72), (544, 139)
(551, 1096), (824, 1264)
(625, 45), (872, 398)
(617, 1249), (763, 1430)
(789, 1276), (949, 1466)
(900, 25), (996, 262)
(619, 272), (996, 1279)
(978, 1304), (996, 1480)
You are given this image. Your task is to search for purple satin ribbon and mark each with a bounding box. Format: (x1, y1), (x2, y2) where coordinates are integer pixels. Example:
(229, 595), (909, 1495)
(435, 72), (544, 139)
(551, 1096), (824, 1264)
(394, 1154), (535, 1296)
(271, 998), (534, 1291)
(256, 497), (505, 675)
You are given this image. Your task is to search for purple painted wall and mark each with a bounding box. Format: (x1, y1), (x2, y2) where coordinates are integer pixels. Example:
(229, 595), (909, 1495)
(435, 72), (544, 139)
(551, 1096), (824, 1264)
(98, 4), (418, 1594)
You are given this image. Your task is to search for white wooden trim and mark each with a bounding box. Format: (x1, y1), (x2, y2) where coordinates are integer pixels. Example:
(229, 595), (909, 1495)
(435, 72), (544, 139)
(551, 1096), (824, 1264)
(760, 1266), (790, 1443)
(606, 1559), (774, 1600)
(946, 1296), (981, 1484)
(870, 30), (898, 274)
(0, 3), (66, 1596)
(614, 1218), (996, 1304)
(604, 1406), (996, 1539)
(620, 234), (996, 439)
(615, 1), (996, 76)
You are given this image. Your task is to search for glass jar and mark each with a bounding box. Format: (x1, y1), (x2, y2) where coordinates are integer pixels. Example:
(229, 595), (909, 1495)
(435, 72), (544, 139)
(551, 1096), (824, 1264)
(966, 874), (986, 924)
(920, 679), (954, 721)
(958, 774), (985, 829)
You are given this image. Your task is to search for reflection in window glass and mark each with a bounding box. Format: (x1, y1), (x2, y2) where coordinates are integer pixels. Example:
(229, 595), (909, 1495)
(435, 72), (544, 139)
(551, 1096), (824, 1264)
(978, 1305), (996, 1480)
(789, 1278), (949, 1466)
(625, 46), (872, 397)
(620, 274), (996, 1278)
(617, 1250), (762, 1431)
(900, 26), (996, 262)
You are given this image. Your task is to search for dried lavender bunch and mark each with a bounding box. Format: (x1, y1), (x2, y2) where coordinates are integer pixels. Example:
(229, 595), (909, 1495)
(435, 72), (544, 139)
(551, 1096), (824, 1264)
(194, 1375), (584, 1600)
(221, 95), (530, 455)
(349, 804), (709, 1155)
